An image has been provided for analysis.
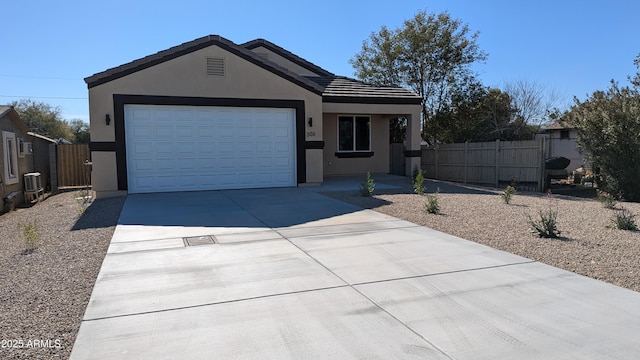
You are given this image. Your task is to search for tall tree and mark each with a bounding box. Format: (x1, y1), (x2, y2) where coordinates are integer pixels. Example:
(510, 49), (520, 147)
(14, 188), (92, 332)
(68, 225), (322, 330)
(10, 99), (74, 141)
(351, 10), (488, 144)
(69, 119), (90, 144)
(565, 55), (640, 201)
(503, 78), (563, 138)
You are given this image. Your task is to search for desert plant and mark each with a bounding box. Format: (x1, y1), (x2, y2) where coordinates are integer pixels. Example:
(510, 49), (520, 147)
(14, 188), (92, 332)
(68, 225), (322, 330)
(76, 189), (92, 214)
(413, 169), (426, 195)
(425, 189), (440, 214)
(360, 172), (375, 197)
(610, 207), (638, 230)
(527, 208), (561, 238)
(18, 220), (41, 253)
(500, 185), (517, 204)
(597, 189), (619, 209)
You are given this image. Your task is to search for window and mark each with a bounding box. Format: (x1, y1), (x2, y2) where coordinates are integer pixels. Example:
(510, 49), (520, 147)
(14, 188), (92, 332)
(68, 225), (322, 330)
(560, 130), (570, 139)
(18, 137), (25, 158)
(338, 115), (370, 152)
(2, 131), (19, 185)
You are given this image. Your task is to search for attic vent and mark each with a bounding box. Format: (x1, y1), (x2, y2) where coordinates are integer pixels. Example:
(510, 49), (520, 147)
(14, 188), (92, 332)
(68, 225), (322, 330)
(256, 52), (269, 60)
(206, 57), (225, 76)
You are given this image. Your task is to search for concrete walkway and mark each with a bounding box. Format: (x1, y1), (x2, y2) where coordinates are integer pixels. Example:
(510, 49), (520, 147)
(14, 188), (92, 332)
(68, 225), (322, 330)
(71, 186), (640, 359)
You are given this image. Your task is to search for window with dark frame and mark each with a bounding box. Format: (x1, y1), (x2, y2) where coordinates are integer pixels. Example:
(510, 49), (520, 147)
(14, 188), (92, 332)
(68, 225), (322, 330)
(338, 115), (370, 152)
(560, 130), (570, 139)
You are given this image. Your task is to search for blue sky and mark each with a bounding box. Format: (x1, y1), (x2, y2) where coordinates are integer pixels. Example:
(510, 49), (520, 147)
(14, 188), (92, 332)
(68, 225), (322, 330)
(2, 0), (639, 123)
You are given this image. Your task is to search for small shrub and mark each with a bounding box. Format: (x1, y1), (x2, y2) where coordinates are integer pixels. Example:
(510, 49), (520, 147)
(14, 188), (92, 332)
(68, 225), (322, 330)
(76, 189), (92, 214)
(425, 189), (440, 214)
(360, 172), (375, 197)
(610, 207), (638, 230)
(527, 208), (561, 238)
(500, 185), (517, 204)
(413, 169), (425, 195)
(597, 189), (619, 209)
(18, 220), (41, 253)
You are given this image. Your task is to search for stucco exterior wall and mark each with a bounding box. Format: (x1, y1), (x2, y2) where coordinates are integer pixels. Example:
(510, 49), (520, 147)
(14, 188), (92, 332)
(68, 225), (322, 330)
(322, 113), (390, 176)
(323, 103), (421, 177)
(541, 129), (583, 173)
(88, 45), (323, 196)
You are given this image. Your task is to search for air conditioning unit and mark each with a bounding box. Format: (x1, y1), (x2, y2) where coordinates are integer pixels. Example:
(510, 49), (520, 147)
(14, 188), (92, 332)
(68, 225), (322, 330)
(24, 172), (44, 203)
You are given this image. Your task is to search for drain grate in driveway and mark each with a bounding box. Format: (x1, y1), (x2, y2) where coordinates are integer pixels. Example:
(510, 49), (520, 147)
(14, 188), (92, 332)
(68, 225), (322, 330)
(183, 235), (217, 246)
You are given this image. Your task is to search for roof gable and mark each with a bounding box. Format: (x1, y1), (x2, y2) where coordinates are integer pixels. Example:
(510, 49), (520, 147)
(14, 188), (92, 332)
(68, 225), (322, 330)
(0, 106), (29, 134)
(241, 39), (334, 77)
(84, 35), (324, 95)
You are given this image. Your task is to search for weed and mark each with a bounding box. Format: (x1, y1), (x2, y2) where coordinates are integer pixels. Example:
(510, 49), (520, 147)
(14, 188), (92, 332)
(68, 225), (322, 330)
(500, 185), (517, 204)
(75, 189), (92, 214)
(425, 189), (440, 214)
(597, 189), (620, 209)
(413, 169), (425, 195)
(18, 220), (41, 253)
(610, 207), (638, 230)
(527, 208), (561, 238)
(360, 172), (375, 197)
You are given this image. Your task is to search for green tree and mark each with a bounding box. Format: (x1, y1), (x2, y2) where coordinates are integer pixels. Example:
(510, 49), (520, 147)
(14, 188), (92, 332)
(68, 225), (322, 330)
(350, 10), (488, 144)
(10, 99), (74, 142)
(69, 119), (90, 144)
(434, 84), (521, 143)
(565, 55), (640, 201)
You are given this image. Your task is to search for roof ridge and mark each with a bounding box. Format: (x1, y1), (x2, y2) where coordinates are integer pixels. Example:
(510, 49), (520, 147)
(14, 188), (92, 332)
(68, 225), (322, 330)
(241, 38), (334, 77)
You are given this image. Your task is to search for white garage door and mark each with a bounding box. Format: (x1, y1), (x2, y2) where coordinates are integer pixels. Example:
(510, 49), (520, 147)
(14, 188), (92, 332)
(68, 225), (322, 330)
(125, 104), (296, 193)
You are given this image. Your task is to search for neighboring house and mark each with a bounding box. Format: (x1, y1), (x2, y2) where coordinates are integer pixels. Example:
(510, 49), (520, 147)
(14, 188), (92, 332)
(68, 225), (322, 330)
(0, 106), (33, 210)
(537, 120), (584, 173)
(85, 35), (422, 197)
(28, 132), (57, 191)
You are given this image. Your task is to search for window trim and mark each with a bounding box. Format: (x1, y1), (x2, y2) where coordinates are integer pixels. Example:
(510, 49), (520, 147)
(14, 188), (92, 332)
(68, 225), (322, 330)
(336, 115), (371, 153)
(2, 131), (19, 185)
(18, 137), (25, 158)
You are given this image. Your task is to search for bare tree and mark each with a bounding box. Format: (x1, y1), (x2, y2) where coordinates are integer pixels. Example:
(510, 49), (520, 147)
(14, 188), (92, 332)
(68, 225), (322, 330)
(503, 79), (564, 136)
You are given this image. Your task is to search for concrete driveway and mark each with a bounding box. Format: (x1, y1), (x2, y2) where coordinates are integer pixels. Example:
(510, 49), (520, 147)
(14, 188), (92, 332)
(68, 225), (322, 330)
(71, 187), (640, 359)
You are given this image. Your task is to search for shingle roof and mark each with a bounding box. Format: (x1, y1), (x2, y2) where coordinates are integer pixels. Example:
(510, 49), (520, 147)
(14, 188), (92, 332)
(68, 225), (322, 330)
(84, 35), (421, 104)
(307, 76), (421, 104)
(544, 120), (574, 131)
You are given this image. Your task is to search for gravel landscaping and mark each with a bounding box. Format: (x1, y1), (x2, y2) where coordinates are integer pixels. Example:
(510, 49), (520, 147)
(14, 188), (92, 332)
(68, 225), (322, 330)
(0, 191), (125, 360)
(323, 177), (640, 293)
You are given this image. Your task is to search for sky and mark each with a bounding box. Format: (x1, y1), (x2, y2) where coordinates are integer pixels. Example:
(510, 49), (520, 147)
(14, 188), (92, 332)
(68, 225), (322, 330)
(2, 0), (639, 123)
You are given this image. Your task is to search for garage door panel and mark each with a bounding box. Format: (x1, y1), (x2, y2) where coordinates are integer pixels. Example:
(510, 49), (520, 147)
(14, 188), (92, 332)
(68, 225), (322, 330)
(125, 105), (296, 193)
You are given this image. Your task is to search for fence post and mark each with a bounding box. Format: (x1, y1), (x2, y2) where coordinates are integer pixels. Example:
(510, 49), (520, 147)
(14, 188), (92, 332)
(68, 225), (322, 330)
(539, 137), (545, 192)
(464, 141), (468, 184)
(434, 144), (439, 180)
(495, 139), (500, 188)
(49, 143), (58, 193)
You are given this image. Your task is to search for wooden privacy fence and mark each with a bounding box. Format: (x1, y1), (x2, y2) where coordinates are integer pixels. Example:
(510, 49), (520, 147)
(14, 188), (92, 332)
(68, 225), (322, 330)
(55, 144), (91, 187)
(421, 139), (546, 192)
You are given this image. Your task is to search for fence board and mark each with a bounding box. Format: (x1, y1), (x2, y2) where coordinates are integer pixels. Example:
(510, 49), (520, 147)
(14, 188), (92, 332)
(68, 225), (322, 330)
(421, 139), (544, 192)
(56, 144), (91, 187)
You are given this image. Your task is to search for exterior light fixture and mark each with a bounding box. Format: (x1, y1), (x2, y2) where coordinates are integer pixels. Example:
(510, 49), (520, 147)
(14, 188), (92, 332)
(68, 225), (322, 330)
(106, 114), (111, 125)
(308, 117), (313, 127)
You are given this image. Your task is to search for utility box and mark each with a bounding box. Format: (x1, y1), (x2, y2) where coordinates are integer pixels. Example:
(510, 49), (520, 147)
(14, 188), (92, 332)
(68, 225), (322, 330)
(24, 172), (44, 203)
